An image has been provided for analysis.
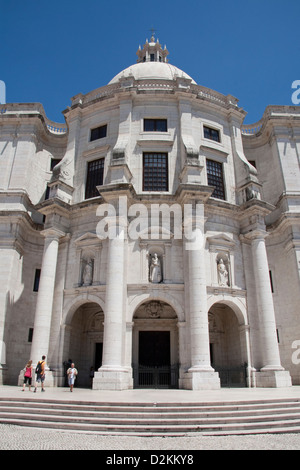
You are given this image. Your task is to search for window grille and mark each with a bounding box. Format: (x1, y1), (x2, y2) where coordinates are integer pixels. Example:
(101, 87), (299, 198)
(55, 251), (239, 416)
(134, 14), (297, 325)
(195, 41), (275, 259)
(143, 153), (168, 192)
(207, 159), (225, 200)
(85, 158), (104, 199)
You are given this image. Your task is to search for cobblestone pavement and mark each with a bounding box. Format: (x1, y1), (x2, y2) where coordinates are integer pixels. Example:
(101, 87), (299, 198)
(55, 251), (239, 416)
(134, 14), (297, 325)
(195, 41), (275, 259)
(0, 424), (299, 450)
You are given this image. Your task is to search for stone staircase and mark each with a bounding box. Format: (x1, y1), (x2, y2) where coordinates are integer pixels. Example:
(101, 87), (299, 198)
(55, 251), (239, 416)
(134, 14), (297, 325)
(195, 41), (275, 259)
(1, 396), (300, 436)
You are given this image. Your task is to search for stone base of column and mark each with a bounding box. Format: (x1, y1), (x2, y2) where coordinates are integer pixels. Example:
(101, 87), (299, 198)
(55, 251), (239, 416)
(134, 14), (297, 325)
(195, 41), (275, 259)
(180, 368), (220, 390)
(0, 366), (7, 385)
(254, 370), (292, 388)
(92, 367), (133, 391)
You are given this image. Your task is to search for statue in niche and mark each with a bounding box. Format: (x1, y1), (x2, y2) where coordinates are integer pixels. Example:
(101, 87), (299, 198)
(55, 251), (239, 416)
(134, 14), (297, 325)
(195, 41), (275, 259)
(149, 253), (162, 283)
(82, 258), (93, 286)
(246, 187), (258, 201)
(217, 258), (229, 287)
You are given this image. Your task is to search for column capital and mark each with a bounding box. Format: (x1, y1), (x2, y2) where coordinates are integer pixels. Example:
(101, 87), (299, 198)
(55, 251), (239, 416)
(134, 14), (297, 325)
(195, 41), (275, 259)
(240, 228), (268, 242)
(40, 227), (66, 240)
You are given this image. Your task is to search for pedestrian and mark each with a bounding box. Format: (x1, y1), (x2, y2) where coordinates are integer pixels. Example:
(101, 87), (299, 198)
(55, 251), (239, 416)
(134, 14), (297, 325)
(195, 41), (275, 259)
(22, 360), (33, 392)
(67, 363), (78, 392)
(34, 355), (46, 392)
(89, 366), (94, 388)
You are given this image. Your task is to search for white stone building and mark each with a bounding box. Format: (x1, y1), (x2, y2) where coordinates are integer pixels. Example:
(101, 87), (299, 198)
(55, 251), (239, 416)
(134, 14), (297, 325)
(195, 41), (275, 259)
(0, 37), (299, 390)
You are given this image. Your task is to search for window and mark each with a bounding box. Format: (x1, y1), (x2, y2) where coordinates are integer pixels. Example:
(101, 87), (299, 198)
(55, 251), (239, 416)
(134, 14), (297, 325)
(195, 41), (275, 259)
(45, 185), (50, 200)
(90, 124), (107, 142)
(144, 119), (167, 132)
(28, 328), (34, 343)
(269, 270), (274, 293)
(50, 158), (61, 171)
(204, 125), (220, 143)
(33, 269), (41, 292)
(143, 153), (168, 192)
(85, 158), (104, 199)
(207, 159), (225, 200)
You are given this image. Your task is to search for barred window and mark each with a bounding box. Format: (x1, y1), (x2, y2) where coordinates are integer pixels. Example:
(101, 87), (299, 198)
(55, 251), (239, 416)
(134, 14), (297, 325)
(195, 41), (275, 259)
(204, 126), (220, 143)
(143, 153), (168, 192)
(85, 158), (104, 199)
(207, 159), (225, 200)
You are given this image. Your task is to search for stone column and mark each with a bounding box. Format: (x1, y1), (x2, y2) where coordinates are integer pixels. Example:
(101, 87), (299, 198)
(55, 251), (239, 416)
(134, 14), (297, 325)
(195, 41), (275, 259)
(93, 219), (132, 390)
(182, 203), (220, 390)
(30, 229), (65, 383)
(246, 230), (292, 387)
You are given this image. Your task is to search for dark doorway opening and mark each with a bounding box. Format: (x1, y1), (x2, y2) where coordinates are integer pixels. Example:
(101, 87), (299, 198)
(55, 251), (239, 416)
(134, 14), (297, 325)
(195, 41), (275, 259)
(134, 331), (178, 388)
(95, 342), (103, 371)
(139, 331), (170, 367)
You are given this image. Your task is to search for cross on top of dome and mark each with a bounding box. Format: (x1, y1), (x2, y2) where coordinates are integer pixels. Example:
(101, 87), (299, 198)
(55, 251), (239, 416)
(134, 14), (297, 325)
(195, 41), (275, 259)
(136, 32), (169, 64)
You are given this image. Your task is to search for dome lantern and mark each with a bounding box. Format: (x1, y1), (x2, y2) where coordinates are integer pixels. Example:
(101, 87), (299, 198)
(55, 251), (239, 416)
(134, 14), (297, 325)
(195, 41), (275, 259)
(136, 35), (169, 64)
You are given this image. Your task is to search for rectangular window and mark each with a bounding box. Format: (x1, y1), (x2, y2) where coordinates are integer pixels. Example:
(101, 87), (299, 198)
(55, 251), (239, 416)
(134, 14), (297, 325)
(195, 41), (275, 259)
(85, 158), (104, 199)
(143, 153), (168, 192)
(207, 159), (225, 200)
(33, 269), (41, 292)
(269, 270), (274, 293)
(28, 328), (34, 343)
(90, 124), (107, 142)
(204, 125), (220, 143)
(45, 185), (50, 200)
(50, 158), (61, 171)
(144, 119), (167, 132)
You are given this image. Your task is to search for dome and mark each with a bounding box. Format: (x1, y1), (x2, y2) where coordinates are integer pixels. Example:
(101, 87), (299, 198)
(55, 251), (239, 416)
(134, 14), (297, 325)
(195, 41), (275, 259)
(109, 62), (197, 85)
(108, 36), (197, 85)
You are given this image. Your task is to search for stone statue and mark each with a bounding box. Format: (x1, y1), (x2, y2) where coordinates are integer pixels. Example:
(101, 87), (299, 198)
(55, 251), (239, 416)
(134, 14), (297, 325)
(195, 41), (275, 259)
(217, 258), (228, 286)
(82, 258), (93, 286)
(149, 253), (162, 283)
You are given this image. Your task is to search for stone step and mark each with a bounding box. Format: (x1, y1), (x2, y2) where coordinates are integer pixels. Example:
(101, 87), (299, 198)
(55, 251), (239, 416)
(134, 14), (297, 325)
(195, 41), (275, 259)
(1, 404), (300, 420)
(1, 397), (300, 436)
(1, 416), (300, 435)
(1, 397), (300, 411)
(1, 409), (300, 425)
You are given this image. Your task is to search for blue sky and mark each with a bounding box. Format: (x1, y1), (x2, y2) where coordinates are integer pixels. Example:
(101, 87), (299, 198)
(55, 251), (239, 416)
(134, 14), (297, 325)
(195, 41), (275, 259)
(1, 0), (299, 124)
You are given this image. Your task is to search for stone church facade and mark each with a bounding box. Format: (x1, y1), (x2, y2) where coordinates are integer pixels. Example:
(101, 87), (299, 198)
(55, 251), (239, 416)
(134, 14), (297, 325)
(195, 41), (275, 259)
(0, 37), (299, 390)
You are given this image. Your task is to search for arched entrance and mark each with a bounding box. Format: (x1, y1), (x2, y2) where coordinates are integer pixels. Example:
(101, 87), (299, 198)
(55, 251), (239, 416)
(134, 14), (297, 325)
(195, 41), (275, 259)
(132, 300), (179, 389)
(64, 302), (104, 387)
(209, 302), (247, 387)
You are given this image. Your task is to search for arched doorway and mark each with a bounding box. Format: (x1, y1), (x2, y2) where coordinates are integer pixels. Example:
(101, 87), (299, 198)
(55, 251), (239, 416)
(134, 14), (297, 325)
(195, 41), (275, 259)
(132, 300), (179, 389)
(65, 302), (104, 387)
(209, 302), (247, 387)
